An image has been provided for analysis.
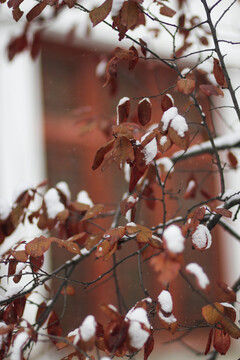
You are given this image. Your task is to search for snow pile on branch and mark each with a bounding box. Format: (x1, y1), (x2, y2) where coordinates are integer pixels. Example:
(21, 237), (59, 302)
(126, 307), (150, 350)
(163, 225), (185, 253)
(76, 190), (93, 207)
(158, 290), (177, 325)
(11, 331), (29, 360)
(192, 224), (212, 250)
(44, 188), (65, 219)
(186, 263), (210, 289)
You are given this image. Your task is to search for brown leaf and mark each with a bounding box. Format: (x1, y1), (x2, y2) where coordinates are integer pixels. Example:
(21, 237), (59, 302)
(150, 253), (181, 284)
(205, 328), (213, 355)
(199, 84), (224, 97)
(10, 250), (28, 262)
(128, 45), (138, 70)
(120, 193), (138, 216)
(25, 236), (52, 257)
(36, 301), (47, 324)
(217, 281), (236, 303)
(110, 136), (135, 168)
(160, 3), (176, 17)
(168, 126), (190, 150)
(26, 0), (47, 21)
(138, 98), (152, 126)
(13, 296), (26, 318)
(214, 208), (232, 218)
(161, 94), (174, 112)
(64, 0), (75, 8)
(177, 78), (195, 95)
(117, 98), (130, 124)
(121, 1), (140, 29)
(202, 303), (224, 325)
(61, 285), (75, 296)
(228, 151), (238, 169)
(144, 331), (154, 360)
(8, 33), (28, 61)
(213, 58), (226, 87)
(92, 139), (115, 170)
(103, 227), (125, 245)
(213, 328), (231, 355)
(139, 38), (147, 56)
(82, 204), (104, 221)
(157, 133), (172, 153)
(12, 7), (23, 21)
(30, 255), (44, 272)
(47, 311), (62, 342)
(89, 0), (112, 27)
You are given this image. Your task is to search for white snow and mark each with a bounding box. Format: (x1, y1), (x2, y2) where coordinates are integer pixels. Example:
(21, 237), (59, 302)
(165, 93), (174, 104)
(158, 290), (173, 313)
(126, 307), (150, 350)
(127, 195), (138, 203)
(123, 163), (131, 183)
(11, 331), (29, 360)
(160, 107), (178, 132)
(44, 188), (65, 219)
(80, 248), (90, 256)
(220, 302), (236, 311)
(0, 322), (8, 349)
(125, 209), (132, 222)
(185, 179), (196, 193)
(185, 262), (210, 289)
(56, 181), (71, 201)
(80, 315), (97, 342)
(96, 58), (107, 77)
(141, 138), (158, 164)
(0, 198), (11, 220)
(158, 311), (177, 324)
(12, 182), (33, 203)
(170, 114), (188, 137)
(159, 135), (167, 146)
(126, 222), (137, 227)
(139, 97), (151, 105)
(76, 190), (93, 207)
(4, 286), (22, 299)
(192, 224), (212, 250)
(163, 225), (185, 253)
(111, 0), (125, 17)
(108, 304), (118, 312)
(156, 157), (174, 173)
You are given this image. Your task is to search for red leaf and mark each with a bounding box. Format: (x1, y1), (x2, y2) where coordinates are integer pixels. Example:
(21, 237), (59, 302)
(31, 30), (42, 60)
(103, 226), (125, 245)
(217, 281), (236, 303)
(177, 78), (195, 95)
(144, 331), (154, 360)
(3, 304), (18, 324)
(213, 58), (226, 87)
(26, 1), (48, 21)
(213, 328), (231, 355)
(168, 125), (190, 150)
(121, 1), (140, 29)
(199, 84), (224, 97)
(64, 0), (75, 8)
(205, 328), (213, 355)
(12, 7), (23, 21)
(8, 33), (28, 60)
(139, 38), (147, 56)
(47, 311), (62, 342)
(128, 45), (138, 70)
(30, 254), (44, 272)
(228, 151), (238, 169)
(160, 3), (176, 17)
(89, 0), (112, 27)
(161, 94), (174, 112)
(117, 98), (130, 124)
(214, 207), (232, 218)
(36, 301), (47, 324)
(92, 139), (115, 170)
(138, 98), (152, 126)
(25, 236), (52, 257)
(13, 296), (26, 318)
(82, 204), (104, 221)
(7, 0), (23, 8)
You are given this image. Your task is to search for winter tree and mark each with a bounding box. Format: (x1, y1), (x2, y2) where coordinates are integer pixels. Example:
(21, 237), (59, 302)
(0, 0), (240, 359)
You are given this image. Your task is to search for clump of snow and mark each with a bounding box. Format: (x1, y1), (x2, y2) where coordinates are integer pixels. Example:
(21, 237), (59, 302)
(170, 114), (188, 137)
(111, 0), (125, 17)
(126, 307), (150, 350)
(127, 195), (138, 203)
(186, 263), (210, 289)
(161, 107), (178, 132)
(220, 302), (236, 311)
(165, 93), (174, 104)
(80, 315), (97, 342)
(192, 224), (212, 250)
(11, 331), (29, 360)
(163, 225), (185, 253)
(156, 157), (174, 173)
(139, 97), (151, 105)
(159, 135), (168, 146)
(158, 290), (173, 313)
(158, 312), (177, 324)
(80, 248), (90, 256)
(4, 286), (22, 299)
(185, 179), (196, 193)
(124, 163), (131, 183)
(56, 181), (71, 201)
(44, 188), (65, 219)
(76, 190), (93, 207)
(108, 304), (118, 312)
(126, 222), (137, 227)
(141, 137), (158, 164)
(181, 68), (191, 77)
(96, 58), (107, 77)
(0, 198), (11, 220)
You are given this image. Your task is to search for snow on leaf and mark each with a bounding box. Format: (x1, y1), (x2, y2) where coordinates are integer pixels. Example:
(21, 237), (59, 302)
(80, 315), (97, 342)
(0, 198), (11, 220)
(126, 307), (150, 350)
(185, 262), (210, 290)
(169, 115), (190, 150)
(158, 290), (173, 314)
(141, 137), (157, 165)
(184, 178), (197, 199)
(44, 188), (65, 219)
(76, 190), (94, 207)
(161, 94), (174, 112)
(138, 98), (152, 126)
(111, 0), (125, 17)
(117, 97), (130, 124)
(11, 331), (29, 360)
(103, 226), (125, 245)
(163, 225), (185, 254)
(159, 106), (178, 134)
(192, 224), (212, 250)
(56, 181), (71, 202)
(89, 0), (113, 27)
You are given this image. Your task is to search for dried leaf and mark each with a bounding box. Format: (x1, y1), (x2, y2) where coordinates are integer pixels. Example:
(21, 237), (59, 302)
(121, 1), (140, 29)
(168, 126), (190, 150)
(228, 151), (238, 169)
(199, 84), (224, 97)
(213, 328), (231, 355)
(128, 45), (138, 70)
(30, 255), (44, 272)
(214, 208), (232, 218)
(110, 136), (135, 168)
(177, 78), (195, 95)
(26, 0), (47, 21)
(12, 7), (23, 21)
(47, 311), (62, 342)
(217, 281), (236, 303)
(82, 204), (104, 221)
(161, 94), (174, 112)
(92, 139), (115, 170)
(25, 236), (52, 257)
(103, 227), (125, 245)
(144, 331), (154, 360)
(205, 328), (213, 355)
(117, 98), (130, 124)
(160, 3), (176, 17)
(13, 296), (26, 318)
(89, 0), (112, 27)
(150, 253), (181, 284)
(10, 250), (28, 262)
(202, 303), (224, 325)
(213, 58), (226, 87)
(138, 98), (152, 126)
